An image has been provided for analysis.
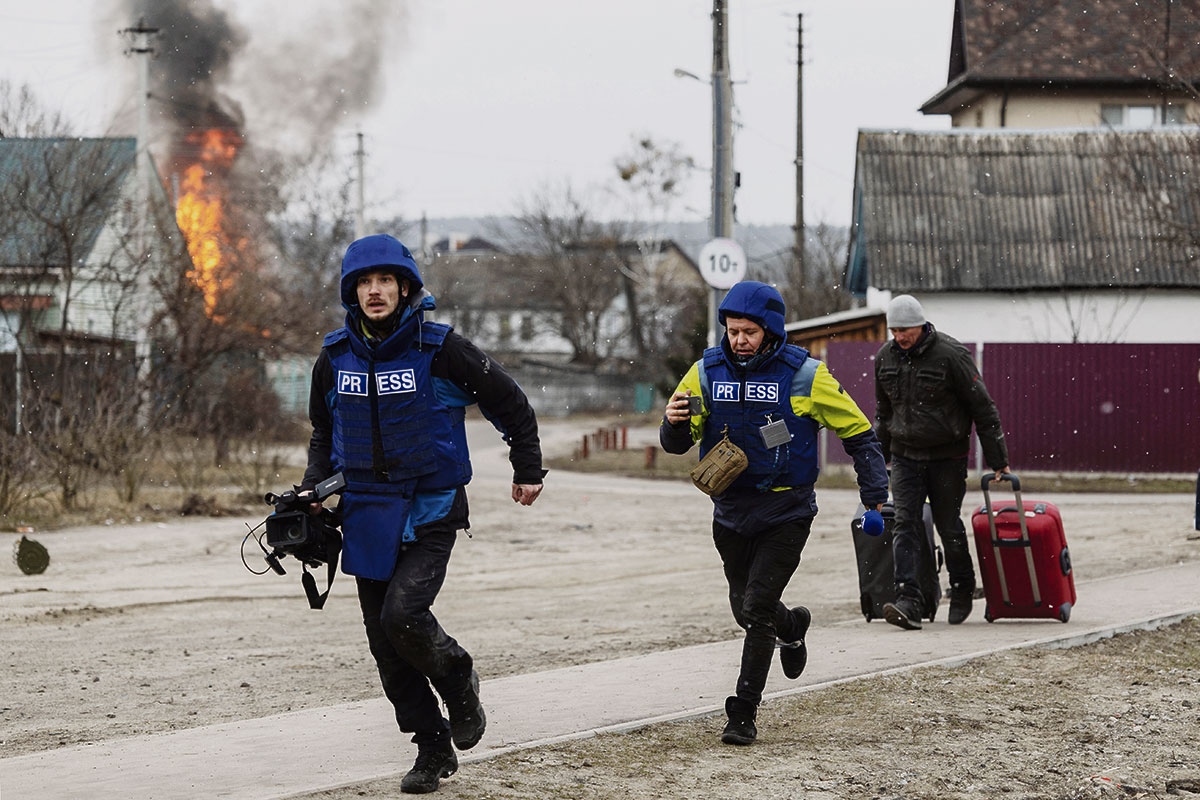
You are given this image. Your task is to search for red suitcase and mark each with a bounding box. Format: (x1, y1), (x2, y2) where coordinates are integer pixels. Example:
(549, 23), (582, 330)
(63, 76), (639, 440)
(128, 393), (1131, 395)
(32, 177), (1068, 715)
(971, 473), (1076, 623)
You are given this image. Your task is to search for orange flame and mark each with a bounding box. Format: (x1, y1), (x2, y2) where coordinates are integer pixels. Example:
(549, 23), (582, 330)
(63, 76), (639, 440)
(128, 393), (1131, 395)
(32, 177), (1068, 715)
(175, 129), (242, 316)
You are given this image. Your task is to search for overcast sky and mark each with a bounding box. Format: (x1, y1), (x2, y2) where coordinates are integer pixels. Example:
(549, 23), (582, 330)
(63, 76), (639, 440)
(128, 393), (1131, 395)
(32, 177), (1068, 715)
(0, 0), (954, 229)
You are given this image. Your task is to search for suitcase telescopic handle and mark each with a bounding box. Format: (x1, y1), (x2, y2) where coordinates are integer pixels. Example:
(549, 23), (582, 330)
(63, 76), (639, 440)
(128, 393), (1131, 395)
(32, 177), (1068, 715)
(979, 470), (1041, 608)
(981, 472), (1020, 492)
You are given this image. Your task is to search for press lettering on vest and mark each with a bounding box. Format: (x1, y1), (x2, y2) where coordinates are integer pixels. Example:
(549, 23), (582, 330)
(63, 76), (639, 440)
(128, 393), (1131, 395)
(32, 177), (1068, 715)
(745, 382), (780, 403)
(338, 371), (368, 396)
(712, 382), (740, 402)
(376, 369), (417, 395)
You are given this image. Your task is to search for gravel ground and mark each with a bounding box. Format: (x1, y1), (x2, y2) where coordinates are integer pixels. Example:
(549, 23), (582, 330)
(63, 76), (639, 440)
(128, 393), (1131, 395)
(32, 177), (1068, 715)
(3, 418), (1199, 799)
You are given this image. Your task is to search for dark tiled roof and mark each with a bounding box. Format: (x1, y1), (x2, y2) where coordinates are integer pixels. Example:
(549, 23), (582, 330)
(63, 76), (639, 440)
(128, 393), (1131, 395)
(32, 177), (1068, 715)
(924, 0), (1200, 112)
(0, 138), (137, 268)
(845, 128), (1200, 295)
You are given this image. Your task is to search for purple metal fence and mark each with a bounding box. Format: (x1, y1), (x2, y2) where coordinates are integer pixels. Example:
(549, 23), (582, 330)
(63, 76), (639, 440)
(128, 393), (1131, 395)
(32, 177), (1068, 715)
(822, 341), (1200, 474)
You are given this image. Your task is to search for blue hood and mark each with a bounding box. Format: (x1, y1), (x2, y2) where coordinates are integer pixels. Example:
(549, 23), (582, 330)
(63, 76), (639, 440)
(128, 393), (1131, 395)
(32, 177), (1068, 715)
(340, 234), (423, 311)
(718, 281), (786, 340)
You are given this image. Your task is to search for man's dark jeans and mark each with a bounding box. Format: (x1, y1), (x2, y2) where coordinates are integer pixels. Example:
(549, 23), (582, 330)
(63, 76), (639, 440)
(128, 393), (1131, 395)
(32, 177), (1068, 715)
(891, 454), (975, 604)
(356, 526), (470, 747)
(713, 518), (812, 706)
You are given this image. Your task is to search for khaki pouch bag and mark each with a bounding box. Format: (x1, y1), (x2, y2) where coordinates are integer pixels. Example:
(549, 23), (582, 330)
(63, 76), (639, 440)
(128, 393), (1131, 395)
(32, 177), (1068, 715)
(690, 426), (748, 497)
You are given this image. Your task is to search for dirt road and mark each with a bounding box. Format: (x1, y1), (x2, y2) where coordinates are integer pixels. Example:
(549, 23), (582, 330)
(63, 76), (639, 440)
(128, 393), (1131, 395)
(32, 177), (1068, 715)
(2, 418), (1198, 798)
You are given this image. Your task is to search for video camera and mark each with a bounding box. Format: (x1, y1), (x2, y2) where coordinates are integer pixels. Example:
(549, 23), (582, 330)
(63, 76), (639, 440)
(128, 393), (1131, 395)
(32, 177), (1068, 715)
(262, 472), (345, 576)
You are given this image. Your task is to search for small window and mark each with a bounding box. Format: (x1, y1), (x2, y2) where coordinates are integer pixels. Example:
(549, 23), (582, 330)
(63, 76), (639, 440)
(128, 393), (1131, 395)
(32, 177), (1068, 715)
(520, 314), (534, 341)
(1102, 103), (1175, 128)
(1165, 104), (1188, 125)
(1126, 105), (1156, 127)
(1100, 104), (1123, 126)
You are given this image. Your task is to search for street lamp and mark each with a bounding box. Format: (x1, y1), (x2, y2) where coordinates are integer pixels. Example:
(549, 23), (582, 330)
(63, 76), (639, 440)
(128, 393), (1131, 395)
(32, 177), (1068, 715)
(674, 1), (736, 348)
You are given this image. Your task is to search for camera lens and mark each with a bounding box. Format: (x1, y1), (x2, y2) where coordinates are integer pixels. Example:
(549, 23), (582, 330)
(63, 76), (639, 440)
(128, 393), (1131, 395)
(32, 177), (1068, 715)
(284, 523), (304, 542)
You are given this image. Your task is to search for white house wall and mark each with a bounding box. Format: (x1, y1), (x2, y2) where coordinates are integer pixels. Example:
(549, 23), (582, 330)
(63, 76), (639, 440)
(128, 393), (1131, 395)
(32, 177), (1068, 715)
(913, 290), (1200, 344)
(951, 90), (1194, 129)
(58, 177), (159, 347)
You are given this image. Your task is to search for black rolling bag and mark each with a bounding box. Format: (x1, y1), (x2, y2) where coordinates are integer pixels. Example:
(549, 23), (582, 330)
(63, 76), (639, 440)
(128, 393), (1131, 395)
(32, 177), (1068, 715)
(851, 502), (942, 622)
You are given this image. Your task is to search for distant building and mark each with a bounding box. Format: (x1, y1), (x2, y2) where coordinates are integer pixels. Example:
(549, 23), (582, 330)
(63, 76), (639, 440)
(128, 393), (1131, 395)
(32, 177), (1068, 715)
(921, 0), (1200, 130)
(847, 127), (1200, 343)
(422, 238), (704, 367)
(840, 0), (1200, 346)
(0, 137), (185, 428)
(0, 137), (176, 356)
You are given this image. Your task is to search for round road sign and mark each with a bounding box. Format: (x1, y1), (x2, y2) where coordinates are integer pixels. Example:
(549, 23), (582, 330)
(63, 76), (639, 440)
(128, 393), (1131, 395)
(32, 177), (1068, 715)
(698, 237), (747, 289)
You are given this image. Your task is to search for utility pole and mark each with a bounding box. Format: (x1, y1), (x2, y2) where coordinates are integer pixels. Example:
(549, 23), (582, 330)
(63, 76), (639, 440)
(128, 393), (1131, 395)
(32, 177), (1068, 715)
(794, 13), (806, 314)
(420, 212), (429, 265)
(355, 132), (366, 239)
(121, 18), (159, 256)
(121, 18), (159, 401)
(709, 0), (735, 347)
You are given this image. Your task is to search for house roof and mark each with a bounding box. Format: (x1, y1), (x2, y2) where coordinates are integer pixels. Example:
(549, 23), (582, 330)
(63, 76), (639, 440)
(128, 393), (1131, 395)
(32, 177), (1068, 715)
(922, 0), (1200, 114)
(423, 251), (554, 312)
(845, 127), (1200, 295)
(429, 235), (502, 255)
(422, 238), (701, 312)
(0, 137), (137, 269)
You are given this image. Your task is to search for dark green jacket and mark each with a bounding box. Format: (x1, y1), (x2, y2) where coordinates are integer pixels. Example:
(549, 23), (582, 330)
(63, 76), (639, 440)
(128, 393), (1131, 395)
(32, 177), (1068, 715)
(874, 325), (1008, 470)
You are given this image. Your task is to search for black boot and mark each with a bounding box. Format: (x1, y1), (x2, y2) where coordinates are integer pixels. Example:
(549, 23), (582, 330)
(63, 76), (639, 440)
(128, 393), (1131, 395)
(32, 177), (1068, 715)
(400, 742), (458, 794)
(948, 584), (974, 625)
(442, 664), (486, 751)
(778, 605), (811, 679)
(721, 696), (758, 745)
(882, 595), (923, 630)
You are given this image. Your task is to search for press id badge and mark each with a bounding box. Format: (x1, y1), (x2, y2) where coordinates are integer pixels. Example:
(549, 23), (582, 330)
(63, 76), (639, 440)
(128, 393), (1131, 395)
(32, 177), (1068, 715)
(759, 414), (791, 449)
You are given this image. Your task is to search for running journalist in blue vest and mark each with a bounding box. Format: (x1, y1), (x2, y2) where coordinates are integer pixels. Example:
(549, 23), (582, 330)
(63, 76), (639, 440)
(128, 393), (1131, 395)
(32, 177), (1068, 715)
(660, 280), (888, 747)
(295, 233), (546, 794)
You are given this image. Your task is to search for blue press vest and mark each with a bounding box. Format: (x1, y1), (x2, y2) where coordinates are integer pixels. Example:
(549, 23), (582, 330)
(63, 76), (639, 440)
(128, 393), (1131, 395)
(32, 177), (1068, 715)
(698, 344), (821, 491)
(323, 320), (471, 493)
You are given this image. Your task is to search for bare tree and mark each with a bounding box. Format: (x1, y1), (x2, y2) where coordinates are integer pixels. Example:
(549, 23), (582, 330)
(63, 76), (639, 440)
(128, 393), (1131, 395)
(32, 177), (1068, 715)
(612, 135), (697, 363)
(256, 146), (359, 350)
(0, 84), (356, 513)
(0, 137), (147, 508)
(508, 183), (625, 366)
(0, 80), (72, 138)
(781, 221), (854, 321)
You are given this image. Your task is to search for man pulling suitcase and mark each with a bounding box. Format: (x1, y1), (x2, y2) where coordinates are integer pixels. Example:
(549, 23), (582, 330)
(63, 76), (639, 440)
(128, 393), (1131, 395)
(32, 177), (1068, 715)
(873, 295), (1010, 630)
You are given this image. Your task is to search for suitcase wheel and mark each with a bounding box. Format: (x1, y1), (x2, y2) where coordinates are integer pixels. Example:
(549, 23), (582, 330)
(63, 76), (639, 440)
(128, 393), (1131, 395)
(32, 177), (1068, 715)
(1058, 602), (1071, 623)
(984, 605), (994, 623)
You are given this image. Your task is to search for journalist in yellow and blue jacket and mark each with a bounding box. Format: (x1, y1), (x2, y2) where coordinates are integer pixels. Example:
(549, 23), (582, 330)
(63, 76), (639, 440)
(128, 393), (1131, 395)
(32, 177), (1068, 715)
(660, 280), (888, 747)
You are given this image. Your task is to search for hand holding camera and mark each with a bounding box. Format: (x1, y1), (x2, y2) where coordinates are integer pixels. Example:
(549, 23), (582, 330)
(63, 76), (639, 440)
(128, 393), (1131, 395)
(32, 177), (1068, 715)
(240, 472), (347, 611)
(263, 473), (346, 572)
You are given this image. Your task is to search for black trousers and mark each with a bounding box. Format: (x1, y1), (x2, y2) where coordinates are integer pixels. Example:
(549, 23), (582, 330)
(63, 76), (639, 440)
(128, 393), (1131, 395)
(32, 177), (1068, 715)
(890, 454), (975, 602)
(713, 518), (812, 706)
(356, 525), (471, 747)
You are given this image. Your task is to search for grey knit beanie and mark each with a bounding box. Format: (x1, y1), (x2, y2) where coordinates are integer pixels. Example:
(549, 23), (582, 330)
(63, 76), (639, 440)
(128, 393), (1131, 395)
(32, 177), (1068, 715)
(886, 295), (926, 328)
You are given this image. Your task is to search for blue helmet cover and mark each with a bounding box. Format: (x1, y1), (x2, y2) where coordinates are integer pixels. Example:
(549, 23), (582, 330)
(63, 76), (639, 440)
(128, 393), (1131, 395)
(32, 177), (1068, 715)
(718, 281), (786, 339)
(340, 234), (423, 310)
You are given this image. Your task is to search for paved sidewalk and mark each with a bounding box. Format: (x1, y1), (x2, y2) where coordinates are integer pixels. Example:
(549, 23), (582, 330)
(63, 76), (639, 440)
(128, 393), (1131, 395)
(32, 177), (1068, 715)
(4, 561), (1200, 800)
